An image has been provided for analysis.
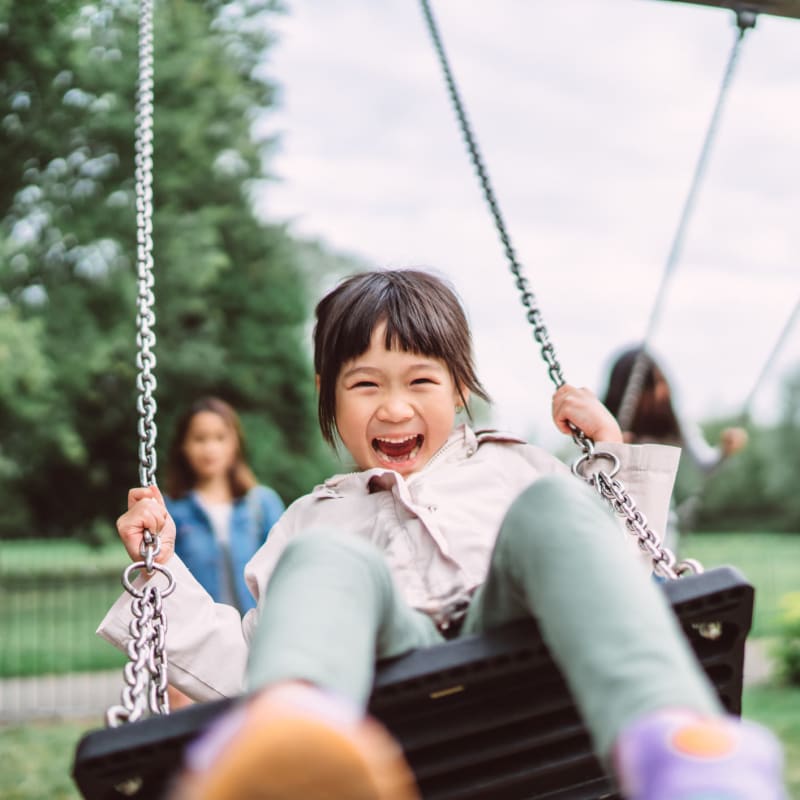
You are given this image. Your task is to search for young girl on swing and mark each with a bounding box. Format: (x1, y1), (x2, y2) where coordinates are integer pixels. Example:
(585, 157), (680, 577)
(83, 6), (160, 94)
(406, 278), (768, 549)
(101, 269), (785, 800)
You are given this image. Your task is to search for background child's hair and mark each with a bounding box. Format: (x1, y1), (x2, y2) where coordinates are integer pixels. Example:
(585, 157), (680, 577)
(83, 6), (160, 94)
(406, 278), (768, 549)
(313, 268), (490, 444)
(165, 396), (257, 498)
(602, 347), (681, 440)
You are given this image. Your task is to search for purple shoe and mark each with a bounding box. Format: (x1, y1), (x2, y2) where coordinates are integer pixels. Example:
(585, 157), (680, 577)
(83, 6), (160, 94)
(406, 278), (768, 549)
(615, 710), (787, 800)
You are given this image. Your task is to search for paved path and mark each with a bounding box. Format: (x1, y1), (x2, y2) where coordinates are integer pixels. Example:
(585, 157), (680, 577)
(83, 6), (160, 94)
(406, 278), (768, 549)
(0, 640), (777, 724)
(742, 637), (775, 687)
(1, 669), (121, 724)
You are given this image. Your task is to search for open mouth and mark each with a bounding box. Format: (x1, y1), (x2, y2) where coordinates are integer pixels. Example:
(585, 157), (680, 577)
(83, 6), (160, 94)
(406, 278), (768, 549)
(372, 434), (423, 463)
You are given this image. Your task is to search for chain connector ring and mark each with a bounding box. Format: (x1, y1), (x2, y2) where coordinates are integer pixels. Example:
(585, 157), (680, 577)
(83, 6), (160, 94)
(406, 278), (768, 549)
(571, 449), (621, 481)
(122, 560), (176, 599)
(675, 558), (704, 577)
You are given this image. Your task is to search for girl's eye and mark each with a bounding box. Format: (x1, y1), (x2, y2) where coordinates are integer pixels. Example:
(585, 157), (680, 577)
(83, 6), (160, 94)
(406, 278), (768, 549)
(352, 380), (378, 389)
(411, 377), (436, 385)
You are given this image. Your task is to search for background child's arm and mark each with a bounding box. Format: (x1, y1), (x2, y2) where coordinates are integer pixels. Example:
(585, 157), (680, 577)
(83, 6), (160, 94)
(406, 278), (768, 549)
(552, 384), (623, 443)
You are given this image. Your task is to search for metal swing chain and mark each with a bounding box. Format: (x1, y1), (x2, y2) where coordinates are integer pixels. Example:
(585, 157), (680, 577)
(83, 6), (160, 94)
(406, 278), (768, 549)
(418, 0), (698, 580)
(616, 10), (756, 432)
(106, 0), (175, 728)
(738, 295), (800, 423)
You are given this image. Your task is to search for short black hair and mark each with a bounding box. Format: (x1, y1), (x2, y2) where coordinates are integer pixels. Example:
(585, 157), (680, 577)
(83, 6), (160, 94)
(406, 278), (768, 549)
(313, 268), (490, 444)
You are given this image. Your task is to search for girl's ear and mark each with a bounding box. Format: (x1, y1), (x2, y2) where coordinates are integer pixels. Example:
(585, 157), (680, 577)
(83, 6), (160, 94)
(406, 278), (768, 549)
(315, 375), (321, 392)
(456, 386), (470, 408)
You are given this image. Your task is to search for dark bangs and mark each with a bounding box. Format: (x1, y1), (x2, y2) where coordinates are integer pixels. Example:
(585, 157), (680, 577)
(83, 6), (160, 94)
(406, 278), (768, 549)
(314, 269), (490, 444)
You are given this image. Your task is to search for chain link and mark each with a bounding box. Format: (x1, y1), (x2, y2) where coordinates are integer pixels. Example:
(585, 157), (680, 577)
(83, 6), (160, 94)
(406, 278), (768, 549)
(107, 0), (175, 727)
(135, 0), (158, 489)
(106, 581), (173, 726)
(616, 17), (752, 432)
(419, 0), (700, 578)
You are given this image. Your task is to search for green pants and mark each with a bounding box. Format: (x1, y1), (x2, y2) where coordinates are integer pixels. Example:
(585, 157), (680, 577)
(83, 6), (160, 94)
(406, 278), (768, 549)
(247, 474), (720, 757)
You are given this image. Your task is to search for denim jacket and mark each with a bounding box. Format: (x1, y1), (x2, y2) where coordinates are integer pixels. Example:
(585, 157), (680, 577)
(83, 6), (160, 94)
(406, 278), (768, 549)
(167, 486), (284, 612)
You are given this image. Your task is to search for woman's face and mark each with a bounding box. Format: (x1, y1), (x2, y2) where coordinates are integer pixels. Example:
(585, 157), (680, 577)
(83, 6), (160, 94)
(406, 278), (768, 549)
(182, 411), (238, 482)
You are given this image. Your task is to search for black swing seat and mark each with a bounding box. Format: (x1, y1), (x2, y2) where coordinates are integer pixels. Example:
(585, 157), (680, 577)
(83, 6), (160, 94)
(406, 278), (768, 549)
(73, 565), (753, 800)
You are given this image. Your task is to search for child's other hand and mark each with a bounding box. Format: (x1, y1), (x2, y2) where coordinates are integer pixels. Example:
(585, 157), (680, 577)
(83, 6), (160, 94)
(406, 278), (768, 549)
(116, 485), (176, 564)
(552, 385), (623, 443)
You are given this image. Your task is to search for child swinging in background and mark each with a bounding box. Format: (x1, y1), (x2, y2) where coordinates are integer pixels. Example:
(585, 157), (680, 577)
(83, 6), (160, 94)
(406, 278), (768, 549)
(101, 269), (785, 800)
(602, 347), (749, 550)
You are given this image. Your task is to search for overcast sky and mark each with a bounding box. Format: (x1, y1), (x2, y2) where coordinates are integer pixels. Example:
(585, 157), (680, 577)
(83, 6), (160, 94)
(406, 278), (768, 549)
(255, 0), (800, 448)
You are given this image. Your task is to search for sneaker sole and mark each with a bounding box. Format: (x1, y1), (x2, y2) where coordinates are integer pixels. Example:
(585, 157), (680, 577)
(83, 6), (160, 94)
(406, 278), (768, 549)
(173, 708), (420, 800)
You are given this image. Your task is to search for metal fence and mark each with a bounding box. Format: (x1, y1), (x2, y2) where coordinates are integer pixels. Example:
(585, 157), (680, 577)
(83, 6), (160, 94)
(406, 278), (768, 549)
(1, 561), (127, 721)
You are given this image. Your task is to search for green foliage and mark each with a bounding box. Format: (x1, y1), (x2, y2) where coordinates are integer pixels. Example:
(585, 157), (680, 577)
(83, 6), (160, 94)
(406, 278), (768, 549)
(0, 1), (345, 540)
(768, 370), (800, 530)
(678, 424), (783, 531)
(773, 592), (800, 687)
(674, 363), (800, 533)
(741, 685), (800, 794)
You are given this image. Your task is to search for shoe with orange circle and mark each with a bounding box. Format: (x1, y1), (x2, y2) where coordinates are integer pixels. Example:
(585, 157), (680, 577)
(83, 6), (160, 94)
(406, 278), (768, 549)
(167, 683), (420, 800)
(614, 709), (787, 799)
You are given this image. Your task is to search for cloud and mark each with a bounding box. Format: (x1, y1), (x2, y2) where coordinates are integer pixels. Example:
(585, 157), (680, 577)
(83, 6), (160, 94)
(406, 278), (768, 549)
(257, 0), (800, 442)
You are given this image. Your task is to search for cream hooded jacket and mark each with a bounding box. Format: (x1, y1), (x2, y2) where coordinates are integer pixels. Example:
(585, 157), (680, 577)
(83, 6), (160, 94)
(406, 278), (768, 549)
(98, 425), (680, 702)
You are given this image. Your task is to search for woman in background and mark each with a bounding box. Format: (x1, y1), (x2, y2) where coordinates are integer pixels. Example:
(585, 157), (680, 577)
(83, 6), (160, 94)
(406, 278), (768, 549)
(162, 396), (285, 709)
(602, 347), (747, 550)
(165, 396), (285, 614)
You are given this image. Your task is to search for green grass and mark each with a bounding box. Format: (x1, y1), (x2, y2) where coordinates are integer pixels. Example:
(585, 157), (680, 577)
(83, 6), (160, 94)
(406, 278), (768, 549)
(743, 685), (800, 794)
(0, 718), (96, 800)
(679, 531), (800, 637)
(1, 685), (799, 799)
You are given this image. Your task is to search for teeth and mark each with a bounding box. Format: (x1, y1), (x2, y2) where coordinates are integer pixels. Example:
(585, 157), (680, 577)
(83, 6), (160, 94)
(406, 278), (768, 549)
(375, 435), (418, 444)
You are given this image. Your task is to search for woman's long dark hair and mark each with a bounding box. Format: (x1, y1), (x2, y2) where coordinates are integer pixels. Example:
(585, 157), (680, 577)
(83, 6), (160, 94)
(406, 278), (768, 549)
(165, 397), (257, 499)
(602, 347), (681, 441)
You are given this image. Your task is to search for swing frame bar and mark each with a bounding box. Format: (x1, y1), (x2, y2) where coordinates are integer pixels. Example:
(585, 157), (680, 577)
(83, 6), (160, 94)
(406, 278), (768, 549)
(663, 0), (800, 18)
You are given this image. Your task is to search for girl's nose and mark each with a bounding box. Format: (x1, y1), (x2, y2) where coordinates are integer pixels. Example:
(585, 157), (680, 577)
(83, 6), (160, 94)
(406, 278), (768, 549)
(377, 395), (414, 422)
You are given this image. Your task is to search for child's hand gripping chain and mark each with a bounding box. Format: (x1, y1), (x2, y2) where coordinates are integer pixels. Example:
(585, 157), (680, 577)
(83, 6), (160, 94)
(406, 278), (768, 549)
(116, 485), (176, 566)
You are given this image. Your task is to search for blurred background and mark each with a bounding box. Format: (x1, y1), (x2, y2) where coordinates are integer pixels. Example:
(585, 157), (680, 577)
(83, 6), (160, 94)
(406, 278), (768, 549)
(1, 1), (799, 797)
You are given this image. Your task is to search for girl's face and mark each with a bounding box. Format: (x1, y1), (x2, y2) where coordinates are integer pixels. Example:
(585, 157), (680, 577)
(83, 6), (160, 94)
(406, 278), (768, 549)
(182, 410), (238, 482)
(334, 323), (465, 477)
